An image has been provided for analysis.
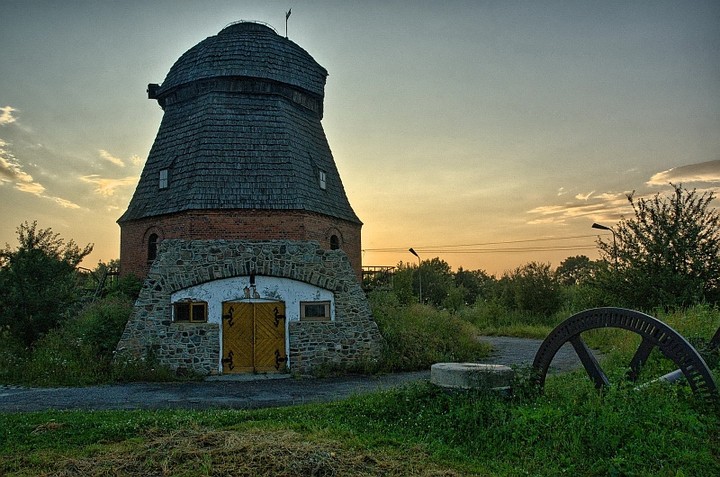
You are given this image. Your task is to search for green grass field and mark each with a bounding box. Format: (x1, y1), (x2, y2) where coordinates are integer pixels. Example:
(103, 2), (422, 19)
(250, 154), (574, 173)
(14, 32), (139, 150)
(1, 305), (718, 475)
(1, 372), (717, 476)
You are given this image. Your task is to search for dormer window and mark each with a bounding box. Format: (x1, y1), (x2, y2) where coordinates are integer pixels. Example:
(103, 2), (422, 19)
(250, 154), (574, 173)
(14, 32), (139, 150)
(319, 170), (326, 190)
(159, 169), (168, 189)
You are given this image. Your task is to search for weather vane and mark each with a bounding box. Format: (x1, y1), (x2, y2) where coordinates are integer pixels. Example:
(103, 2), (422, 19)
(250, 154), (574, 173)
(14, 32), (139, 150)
(285, 9), (291, 38)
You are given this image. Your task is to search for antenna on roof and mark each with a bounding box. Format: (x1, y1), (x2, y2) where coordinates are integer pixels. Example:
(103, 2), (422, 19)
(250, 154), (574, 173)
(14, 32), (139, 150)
(285, 9), (291, 38)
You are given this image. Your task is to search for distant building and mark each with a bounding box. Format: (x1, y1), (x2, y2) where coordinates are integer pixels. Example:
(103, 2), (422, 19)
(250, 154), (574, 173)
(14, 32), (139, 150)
(116, 22), (382, 376)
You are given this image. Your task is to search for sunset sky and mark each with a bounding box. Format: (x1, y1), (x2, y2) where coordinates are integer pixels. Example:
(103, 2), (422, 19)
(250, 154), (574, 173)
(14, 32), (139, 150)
(1, 1), (719, 276)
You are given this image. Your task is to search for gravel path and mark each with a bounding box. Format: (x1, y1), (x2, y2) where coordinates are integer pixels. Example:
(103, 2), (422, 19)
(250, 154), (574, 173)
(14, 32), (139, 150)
(477, 336), (593, 373)
(0, 337), (592, 413)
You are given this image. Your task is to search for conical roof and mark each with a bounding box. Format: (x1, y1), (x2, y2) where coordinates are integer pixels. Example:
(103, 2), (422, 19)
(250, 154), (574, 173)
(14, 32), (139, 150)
(118, 21), (360, 225)
(159, 22), (328, 98)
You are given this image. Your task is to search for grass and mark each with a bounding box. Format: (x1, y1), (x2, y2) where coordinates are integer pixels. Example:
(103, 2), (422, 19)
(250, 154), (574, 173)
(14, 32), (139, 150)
(1, 372), (717, 476)
(1, 305), (718, 475)
(456, 300), (570, 339)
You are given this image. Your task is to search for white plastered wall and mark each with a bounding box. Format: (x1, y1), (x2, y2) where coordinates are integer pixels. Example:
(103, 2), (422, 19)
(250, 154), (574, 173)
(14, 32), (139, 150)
(170, 276), (334, 373)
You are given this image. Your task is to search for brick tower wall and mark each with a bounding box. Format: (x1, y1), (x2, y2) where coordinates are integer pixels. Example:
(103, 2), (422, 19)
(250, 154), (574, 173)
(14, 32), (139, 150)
(119, 209), (362, 280)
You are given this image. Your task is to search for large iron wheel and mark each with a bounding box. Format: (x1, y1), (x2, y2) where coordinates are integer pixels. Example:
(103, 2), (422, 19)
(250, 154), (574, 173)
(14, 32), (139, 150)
(531, 307), (718, 403)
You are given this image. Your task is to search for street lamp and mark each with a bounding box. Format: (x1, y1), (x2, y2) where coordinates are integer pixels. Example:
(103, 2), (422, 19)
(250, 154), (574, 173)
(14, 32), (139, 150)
(592, 222), (617, 268)
(408, 248), (422, 304)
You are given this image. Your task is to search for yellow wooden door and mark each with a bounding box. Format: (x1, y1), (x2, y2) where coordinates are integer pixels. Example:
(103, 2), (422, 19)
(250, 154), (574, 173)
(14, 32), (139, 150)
(222, 302), (286, 374)
(254, 303), (287, 373)
(222, 302), (254, 373)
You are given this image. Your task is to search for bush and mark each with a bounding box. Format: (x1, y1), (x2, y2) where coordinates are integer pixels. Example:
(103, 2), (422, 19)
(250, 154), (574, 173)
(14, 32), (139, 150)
(369, 291), (490, 371)
(0, 296), (134, 386)
(0, 331), (28, 383)
(497, 262), (563, 316)
(111, 351), (185, 383)
(0, 221), (93, 347)
(595, 185), (720, 309)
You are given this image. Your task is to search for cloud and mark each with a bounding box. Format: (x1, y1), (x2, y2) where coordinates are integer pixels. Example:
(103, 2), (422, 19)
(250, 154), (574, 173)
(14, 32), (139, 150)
(647, 160), (720, 186)
(52, 197), (82, 209)
(527, 191), (630, 225)
(15, 180), (46, 195)
(99, 149), (126, 167)
(0, 136), (81, 208)
(0, 106), (18, 126)
(0, 139), (35, 185)
(575, 191), (595, 201)
(80, 174), (137, 196)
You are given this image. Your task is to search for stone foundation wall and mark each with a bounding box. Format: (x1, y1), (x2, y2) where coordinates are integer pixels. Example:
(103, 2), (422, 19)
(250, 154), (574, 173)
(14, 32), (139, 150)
(115, 239), (382, 375)
(289, 321), (380, 374)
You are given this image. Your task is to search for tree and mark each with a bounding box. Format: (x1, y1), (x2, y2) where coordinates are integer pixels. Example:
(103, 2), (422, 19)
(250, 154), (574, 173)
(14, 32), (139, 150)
(0, 221), (93, 347)
(417, 257), (454, 307)
(497, 262), (562, 316)
(596, 184), (720, 309)
(555, 255), (598, 286)
(454, 267), (495, 305)
(390, 261), (416, 305)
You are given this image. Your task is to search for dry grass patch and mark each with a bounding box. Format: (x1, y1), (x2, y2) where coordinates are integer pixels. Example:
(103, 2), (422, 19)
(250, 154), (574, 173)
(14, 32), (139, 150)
(6, 427), (464, 477)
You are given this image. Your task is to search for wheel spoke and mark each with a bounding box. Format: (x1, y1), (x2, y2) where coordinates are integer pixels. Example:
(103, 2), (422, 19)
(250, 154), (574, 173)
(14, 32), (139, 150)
(709, 326), (720, 351)
(627, 337), (655, 382)
(570, 335), (609, 389)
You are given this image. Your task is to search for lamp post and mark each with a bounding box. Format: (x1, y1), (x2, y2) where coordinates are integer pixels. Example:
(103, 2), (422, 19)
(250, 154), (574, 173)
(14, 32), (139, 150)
(592, 222), (617, 268)
(408, 248), (422, 304)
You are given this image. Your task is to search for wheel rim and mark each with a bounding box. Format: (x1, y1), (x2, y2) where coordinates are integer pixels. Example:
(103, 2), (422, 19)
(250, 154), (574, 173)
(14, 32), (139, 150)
(531, 307), (718, 404)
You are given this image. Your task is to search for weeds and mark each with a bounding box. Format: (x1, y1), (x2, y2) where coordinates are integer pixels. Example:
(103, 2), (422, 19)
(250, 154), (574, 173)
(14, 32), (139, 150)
(369, 291), (491, 371)
(1, 371), (717, 476)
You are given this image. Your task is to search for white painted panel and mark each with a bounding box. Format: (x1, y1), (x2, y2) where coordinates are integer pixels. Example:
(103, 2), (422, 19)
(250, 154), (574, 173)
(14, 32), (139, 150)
(170, 276), (334, 373)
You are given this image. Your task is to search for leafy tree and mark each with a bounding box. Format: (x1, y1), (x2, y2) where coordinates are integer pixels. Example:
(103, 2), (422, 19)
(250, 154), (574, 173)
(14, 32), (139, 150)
(390, 262), (416, 305)
(555, 255), (599, 286)
(596, 184), (720, 309)
(454, 267), (496, 305)
(91, 259), (142, 300)
(0, 221), (93, 347)
(417, 257), (454, 307)
(498, 262), (562, 316)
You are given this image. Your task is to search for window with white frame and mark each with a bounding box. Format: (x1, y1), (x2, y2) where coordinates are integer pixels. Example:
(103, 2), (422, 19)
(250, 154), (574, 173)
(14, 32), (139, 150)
(318, 170), (327, 190)
(300, 301), (331, 322)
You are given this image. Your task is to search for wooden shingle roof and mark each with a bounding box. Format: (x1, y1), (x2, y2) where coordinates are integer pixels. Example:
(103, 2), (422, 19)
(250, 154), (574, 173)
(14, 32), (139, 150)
(119, 22), (360, 225)
(159, 22), (327, 99)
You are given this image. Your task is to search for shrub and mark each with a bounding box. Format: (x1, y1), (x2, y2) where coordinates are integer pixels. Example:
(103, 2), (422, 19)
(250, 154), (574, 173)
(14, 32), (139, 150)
(0, 331), (29, 383)
(369, 291), (490, 371)
(111, 351), (185, 383)
(497, 262), (563, 316)
(0, 221), (93, 347)
(595, 185), (720, 309)
(0, 296), (133, 386)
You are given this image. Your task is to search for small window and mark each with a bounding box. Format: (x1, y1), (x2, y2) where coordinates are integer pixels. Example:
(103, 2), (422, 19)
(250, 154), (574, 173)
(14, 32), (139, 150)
(330, 235), (340, 250)
(173, 301), (208, 323)
(319, 170), (327, 190)
(300, 301), (331, 322)
(147, 233), (159, 261)
(159, 169), (168, 189)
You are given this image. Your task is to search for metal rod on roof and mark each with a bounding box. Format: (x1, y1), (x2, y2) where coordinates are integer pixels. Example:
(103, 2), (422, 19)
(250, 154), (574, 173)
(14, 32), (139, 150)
(285, 9), (291, 38)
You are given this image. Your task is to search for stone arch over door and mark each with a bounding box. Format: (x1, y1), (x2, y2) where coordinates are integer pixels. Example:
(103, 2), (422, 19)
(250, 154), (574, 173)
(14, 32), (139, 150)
(115, 239), (383, 375)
